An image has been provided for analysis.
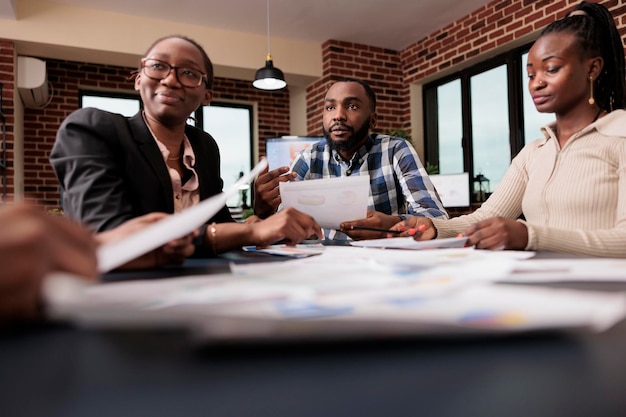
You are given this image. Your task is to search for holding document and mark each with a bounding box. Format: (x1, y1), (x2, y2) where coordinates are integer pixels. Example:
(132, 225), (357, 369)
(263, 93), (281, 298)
(51, 35), (321, 268)
(254, 78), (447, 240)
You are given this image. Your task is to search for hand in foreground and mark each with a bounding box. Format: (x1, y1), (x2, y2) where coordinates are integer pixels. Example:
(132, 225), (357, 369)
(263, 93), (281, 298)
(461, 217), (528, 250)
(249, 207), (322, 247)
(253, 164), (296, 219)
(0, 204), (98, 322)
(389, 216), (436, 241)
(339, 210), (403, 240)
(97, 213), (196, 269)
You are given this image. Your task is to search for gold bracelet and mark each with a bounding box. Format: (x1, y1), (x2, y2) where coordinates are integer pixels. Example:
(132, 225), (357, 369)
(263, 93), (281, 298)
(209, 222), (217, 255)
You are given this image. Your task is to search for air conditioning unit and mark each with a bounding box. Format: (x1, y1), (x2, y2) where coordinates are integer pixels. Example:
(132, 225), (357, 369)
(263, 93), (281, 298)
(17, 56), (51, 108)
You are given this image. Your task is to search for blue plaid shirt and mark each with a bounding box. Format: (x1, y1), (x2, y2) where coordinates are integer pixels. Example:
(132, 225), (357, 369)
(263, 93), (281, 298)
(290, 134), (448, 239)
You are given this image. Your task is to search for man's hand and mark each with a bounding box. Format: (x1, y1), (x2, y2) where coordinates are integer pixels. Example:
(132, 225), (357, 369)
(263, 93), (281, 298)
(339, 210), (403, 240)
(253, 165), (296, 219)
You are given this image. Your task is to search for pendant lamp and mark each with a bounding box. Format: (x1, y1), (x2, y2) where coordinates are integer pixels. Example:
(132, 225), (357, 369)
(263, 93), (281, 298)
(253, 0), (287, 90)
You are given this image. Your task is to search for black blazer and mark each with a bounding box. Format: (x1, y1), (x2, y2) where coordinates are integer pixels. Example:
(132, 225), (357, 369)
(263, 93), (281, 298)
(50, 108), (233, 254)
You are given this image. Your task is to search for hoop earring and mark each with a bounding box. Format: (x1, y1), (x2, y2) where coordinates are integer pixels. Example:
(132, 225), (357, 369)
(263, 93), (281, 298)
(588, 76), (595, 105)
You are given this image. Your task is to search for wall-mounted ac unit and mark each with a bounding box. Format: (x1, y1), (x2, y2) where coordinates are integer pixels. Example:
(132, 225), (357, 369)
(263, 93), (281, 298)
(17, 56), (50, 109)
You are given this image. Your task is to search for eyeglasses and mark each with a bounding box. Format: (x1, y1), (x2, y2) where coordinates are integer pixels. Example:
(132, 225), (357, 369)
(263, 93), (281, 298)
(140, 58), (207, 88)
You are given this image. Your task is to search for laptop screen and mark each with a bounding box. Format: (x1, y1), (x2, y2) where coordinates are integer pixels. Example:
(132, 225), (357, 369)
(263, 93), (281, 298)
(265, 137), (323, 170)
(428, 173), (471, 208)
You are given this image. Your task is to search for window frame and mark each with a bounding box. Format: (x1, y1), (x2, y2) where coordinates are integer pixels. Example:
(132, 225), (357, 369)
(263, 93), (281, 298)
(194, 100), (255, 180)
(196, 101), (255, 208)
(423, 42), (533, 203)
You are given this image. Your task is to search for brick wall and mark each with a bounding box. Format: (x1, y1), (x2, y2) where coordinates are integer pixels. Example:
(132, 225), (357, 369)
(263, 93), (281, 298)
(0, 40), (14, 202)
(402, 0), (626, 83)
(305, 40), (407, 137)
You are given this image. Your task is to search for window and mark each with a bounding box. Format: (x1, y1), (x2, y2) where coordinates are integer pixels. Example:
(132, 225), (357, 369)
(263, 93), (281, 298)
(199, 103), (253, 208)
(80, 93), (140, 116)
(470, 64), (511, 194)
(423, 44), (555, 203)
(80, 92), (254, 208)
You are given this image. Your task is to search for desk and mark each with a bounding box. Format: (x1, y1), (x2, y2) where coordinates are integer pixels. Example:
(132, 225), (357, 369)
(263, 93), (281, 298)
(2, 253), (626, 417)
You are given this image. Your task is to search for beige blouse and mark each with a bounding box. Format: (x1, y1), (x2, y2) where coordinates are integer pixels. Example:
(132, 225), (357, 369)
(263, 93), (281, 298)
(433, 109), (626, 257)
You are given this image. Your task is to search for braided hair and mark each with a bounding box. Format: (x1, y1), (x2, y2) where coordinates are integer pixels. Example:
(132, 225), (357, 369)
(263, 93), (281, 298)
(540, 1), (626, 111)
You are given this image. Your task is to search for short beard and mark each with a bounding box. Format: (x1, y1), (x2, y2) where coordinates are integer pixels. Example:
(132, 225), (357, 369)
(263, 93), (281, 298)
(322, 120), (370, 153)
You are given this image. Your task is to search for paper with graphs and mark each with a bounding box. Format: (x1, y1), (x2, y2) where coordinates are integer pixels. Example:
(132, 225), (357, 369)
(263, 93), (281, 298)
(280, 175), (369, 229)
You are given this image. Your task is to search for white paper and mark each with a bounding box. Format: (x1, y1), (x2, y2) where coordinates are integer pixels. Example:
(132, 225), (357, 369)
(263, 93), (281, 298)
(44, 266), (626, 337)
(504, 258), (626, 283)
(190, 285), (626, 341)
(279, 175), (369, 229)
(96, 159), (268, 273)
(350, 236), (468, 250)
(46, 243), (626, 340)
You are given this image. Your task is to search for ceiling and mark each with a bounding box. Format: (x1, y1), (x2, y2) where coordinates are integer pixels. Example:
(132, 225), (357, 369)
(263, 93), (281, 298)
(0, 0), (494, 51)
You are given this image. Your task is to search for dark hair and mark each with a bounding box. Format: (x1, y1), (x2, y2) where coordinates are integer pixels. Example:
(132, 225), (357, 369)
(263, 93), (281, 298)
(539, 1), (625, 111)
(331, 77), (377, 112)
(142, 35), (214, 89)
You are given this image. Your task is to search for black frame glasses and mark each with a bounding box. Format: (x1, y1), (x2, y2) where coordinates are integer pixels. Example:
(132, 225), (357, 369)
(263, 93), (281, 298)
(140, 58), (207, 88)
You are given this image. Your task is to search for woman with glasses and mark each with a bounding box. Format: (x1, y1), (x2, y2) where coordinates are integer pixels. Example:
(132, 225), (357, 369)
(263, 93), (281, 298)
(51, 35), (321, 267)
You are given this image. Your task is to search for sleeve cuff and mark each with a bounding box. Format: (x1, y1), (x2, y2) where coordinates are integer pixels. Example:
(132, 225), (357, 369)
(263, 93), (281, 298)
(517, 219), (536, 250)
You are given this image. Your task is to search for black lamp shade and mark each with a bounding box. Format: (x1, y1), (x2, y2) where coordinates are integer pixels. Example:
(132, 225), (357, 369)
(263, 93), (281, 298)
(253, 58), (286, 90)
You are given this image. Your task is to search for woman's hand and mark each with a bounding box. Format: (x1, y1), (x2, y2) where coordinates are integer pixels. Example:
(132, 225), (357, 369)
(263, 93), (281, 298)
(462, 217), (528, 250)
(389, 216), (436, 240)
(249, 207), (322, 247)
(97, 213), (196, 269)
(96, 212), (170, 244)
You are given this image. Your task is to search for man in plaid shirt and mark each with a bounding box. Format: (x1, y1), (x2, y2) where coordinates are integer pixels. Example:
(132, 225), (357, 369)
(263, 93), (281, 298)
(255, 78), (447, 239)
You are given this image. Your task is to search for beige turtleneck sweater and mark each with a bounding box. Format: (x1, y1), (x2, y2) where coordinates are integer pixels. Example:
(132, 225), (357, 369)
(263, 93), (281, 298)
(433, 109), (626, 257)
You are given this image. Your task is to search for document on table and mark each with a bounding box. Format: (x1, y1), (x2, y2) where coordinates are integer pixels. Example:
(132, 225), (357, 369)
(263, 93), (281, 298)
(43, 245), (626, 341)
(279, 176), (369, 229)
(242, 243), (325, 258)
(504, 258), (626, 282)
(350, 236), (468, 250)
(96, 159), (268, 273)
(188, 284), (626, 342)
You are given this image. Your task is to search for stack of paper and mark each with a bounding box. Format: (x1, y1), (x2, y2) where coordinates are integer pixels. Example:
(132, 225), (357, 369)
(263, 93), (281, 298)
(43, 246), (626, 341)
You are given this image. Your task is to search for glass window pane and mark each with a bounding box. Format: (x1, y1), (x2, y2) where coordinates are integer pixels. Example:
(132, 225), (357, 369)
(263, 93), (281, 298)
(202, 105), (252, 207)
(521, 52), (555, 144)
(470, 65), (510, 197)
(81, 96), (140, 117)
(437, 79), (464, 174)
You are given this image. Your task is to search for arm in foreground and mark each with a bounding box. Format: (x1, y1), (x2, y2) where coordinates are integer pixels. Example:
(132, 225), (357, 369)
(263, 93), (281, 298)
(0, 204), (98, 323)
